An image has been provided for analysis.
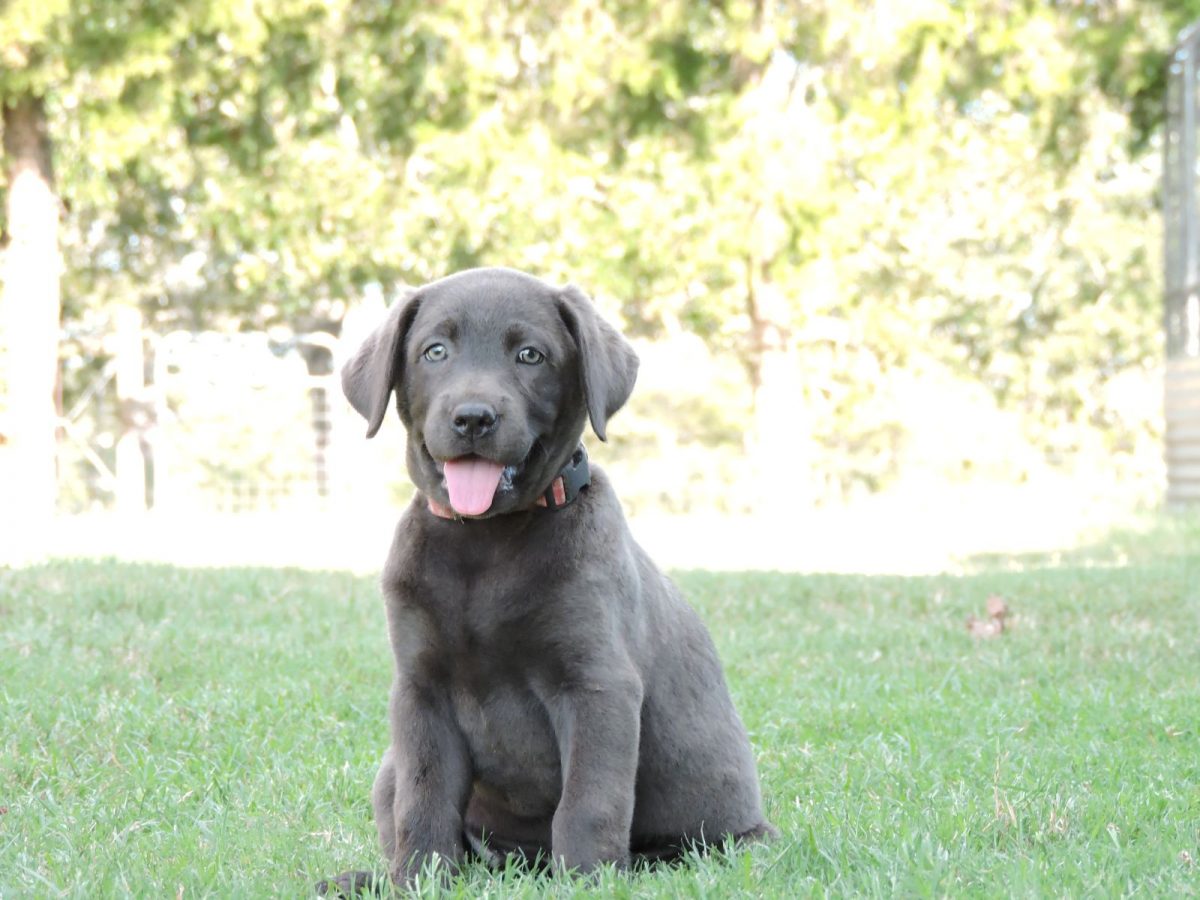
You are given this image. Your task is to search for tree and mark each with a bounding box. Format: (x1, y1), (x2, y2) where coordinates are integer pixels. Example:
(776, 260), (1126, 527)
(2, 0), (1179, 515)
(2, 1), (69, 522)
(1, 0), (213, 517)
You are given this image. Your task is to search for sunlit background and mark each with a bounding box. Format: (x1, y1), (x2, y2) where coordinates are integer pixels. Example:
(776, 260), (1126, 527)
(2, 0), (1199, 573)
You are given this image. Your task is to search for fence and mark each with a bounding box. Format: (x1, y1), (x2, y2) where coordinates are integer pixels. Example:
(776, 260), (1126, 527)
(55, 312), (406, 516)
(1164, 24), (1200, 505)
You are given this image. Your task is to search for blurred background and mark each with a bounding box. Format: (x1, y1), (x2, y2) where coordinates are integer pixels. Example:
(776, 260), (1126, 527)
(1, 0), (1198, 573)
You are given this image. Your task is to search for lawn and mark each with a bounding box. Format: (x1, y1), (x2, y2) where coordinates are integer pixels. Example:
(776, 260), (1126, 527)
(1, 517), (1198, 897)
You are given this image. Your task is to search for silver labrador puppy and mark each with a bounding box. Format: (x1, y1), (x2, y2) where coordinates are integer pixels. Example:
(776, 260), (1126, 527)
(322, 268), (774, 895)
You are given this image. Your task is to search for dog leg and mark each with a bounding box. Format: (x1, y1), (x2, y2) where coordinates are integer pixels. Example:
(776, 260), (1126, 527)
(372, 747), (398, 862)
(544, 671), (643, 873)
(383, 681), (473, 886)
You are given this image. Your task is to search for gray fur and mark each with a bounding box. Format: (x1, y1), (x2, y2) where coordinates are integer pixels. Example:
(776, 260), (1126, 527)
(322, 267), (774, 894)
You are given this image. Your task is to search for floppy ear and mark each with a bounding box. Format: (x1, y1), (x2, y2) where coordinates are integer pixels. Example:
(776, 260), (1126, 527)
(556, 285), (639, 441)
(341, 289), (421, 438)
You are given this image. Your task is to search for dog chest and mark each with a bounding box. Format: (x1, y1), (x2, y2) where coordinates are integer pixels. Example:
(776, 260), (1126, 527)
(392, 522), (571, 652)
(450, 679), (562, 816)
(386, 548), (569, 814)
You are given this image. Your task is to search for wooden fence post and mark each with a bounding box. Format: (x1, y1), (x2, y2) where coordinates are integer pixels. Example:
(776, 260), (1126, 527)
(114, 305), (147, 513)
(1166, 358), (1200, 506)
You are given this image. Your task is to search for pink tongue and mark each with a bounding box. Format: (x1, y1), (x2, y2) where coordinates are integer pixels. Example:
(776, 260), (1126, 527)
(442, 457), (506, 516)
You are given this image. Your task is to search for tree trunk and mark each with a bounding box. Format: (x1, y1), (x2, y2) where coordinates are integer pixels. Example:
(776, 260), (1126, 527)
(2, 94), (61, 522)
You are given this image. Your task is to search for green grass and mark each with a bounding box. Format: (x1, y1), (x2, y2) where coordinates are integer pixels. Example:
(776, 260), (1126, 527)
(1, 516), (1198, 897)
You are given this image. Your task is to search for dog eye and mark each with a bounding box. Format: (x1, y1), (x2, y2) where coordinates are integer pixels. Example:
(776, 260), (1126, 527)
(517, 347), (544, 365)
(423, 344), (448, 362)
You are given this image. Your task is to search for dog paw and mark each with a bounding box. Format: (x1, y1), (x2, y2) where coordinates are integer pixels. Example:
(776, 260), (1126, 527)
(315, 870), (385, 897)
(735, 821), (781, 844)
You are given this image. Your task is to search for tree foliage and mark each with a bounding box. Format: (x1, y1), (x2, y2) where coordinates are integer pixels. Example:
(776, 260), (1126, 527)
(0, 0), (1184, 506)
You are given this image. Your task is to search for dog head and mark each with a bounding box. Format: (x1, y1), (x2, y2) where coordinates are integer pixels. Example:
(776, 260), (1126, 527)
(341, 267), (639, 518)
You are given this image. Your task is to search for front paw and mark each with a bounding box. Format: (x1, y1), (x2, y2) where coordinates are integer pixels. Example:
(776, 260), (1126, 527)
(552, 818), (630, 874)
(391, 846), (465, 888)
(315, 870), (385, 897)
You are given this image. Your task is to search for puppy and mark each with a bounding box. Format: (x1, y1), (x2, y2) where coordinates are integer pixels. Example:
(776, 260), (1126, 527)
(322, 268), (774, 894)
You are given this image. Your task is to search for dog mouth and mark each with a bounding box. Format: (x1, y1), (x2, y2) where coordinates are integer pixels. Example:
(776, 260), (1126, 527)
(431, 441), (543, 517)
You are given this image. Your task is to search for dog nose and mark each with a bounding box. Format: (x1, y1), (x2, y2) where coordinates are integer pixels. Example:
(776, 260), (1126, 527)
(451, 402), (498, 438)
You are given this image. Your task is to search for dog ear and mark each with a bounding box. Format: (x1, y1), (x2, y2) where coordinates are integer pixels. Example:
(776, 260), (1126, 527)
(556, 285), (639, 441)
(341, 289), (421, 438)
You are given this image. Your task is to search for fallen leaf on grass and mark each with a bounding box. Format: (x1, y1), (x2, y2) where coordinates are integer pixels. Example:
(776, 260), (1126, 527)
(985, 595), (1009, 620)
(967, 594), (1010, 639)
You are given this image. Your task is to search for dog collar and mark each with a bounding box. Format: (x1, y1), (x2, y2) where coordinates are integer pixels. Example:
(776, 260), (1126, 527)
(426, 445), (591, 520)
